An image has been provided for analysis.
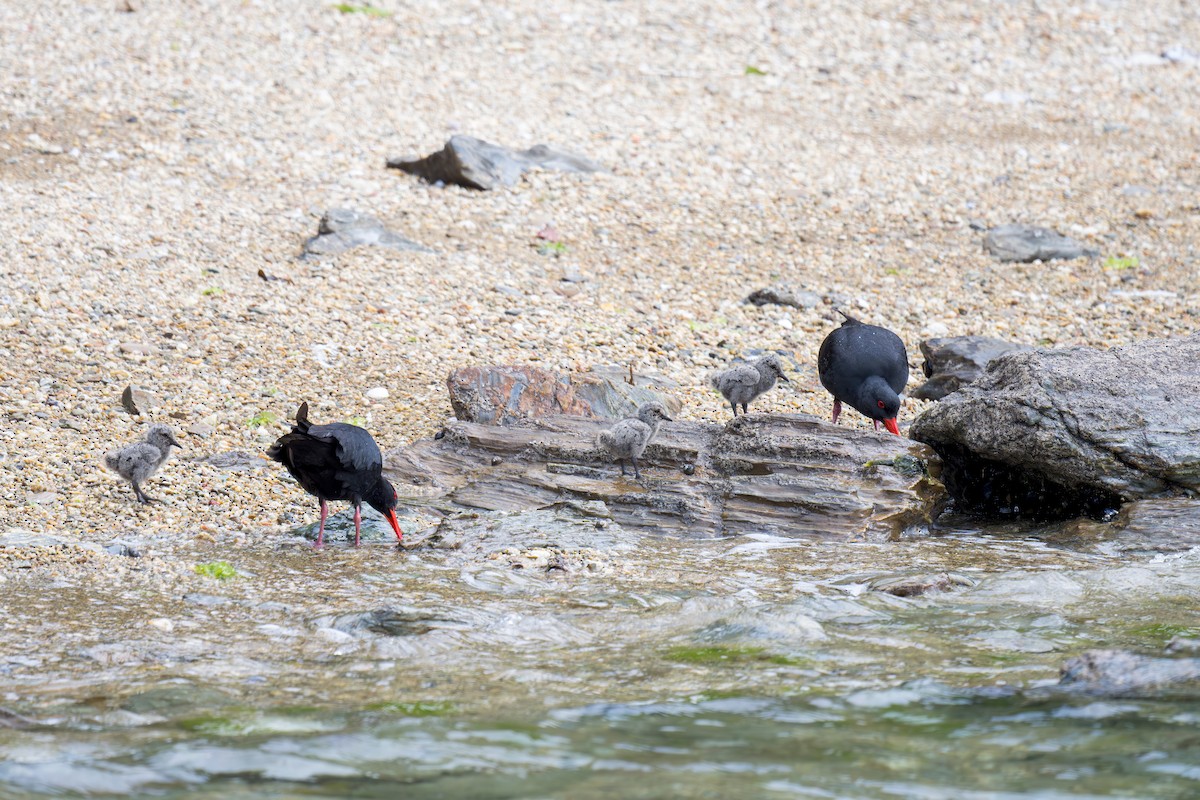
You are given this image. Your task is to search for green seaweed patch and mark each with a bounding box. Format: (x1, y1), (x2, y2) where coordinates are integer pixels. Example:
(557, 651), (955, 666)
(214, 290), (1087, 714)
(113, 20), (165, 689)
(1131, 623), (1200, 643)
(365, 700), (456, 717)
(863, 454), (926, 476)
(194, 561), (236, 580)
(537, 241), (568, 256)
(246, 411), (278, 428)
(665, 645), (808, 666)
(744, 65), (767, 76)
(178, 715), (247, 735)
(332, 3), (392, 16)
(201, 286), (224, 297)
(1103, 255), (1139, 270)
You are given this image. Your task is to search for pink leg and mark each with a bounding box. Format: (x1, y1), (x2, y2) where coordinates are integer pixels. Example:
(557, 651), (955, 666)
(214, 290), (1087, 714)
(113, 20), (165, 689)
(874, 419), (881, 432)
(831, 399), (842, 424)
(314, 500), (328, 549)
(353, 505), (362, 548)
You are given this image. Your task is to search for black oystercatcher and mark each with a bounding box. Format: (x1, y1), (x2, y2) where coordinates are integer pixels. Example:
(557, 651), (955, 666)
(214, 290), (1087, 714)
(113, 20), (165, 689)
(818, 310), (909, 435)
(595, 401), (673, 479)
(104, 423), (182, 504)
(267, 402), (403, 548)
(710, 354), (790, 417)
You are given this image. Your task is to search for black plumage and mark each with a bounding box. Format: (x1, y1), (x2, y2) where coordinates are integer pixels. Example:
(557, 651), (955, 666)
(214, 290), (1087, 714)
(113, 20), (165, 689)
(267, 402), (403, 548)
(818, 310), (909, 435)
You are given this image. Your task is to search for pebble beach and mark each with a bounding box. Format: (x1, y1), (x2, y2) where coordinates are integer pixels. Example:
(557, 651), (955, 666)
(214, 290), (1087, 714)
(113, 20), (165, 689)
(2, 0), (1199, 552)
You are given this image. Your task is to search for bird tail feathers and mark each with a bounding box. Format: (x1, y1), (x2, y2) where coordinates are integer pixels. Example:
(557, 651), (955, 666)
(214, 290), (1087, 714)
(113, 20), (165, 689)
(294, 401), (311, 433)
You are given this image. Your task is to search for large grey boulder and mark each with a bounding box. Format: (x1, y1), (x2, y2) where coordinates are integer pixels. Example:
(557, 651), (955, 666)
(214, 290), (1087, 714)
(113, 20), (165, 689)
(910, 334), (1200, 517)
(912, 336), (1032, 401)
(385, 413), (944, 540)
(388, 135), (601, 191)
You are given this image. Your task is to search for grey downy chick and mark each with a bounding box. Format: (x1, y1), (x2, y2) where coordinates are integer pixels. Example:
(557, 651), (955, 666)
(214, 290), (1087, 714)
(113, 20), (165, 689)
(104, 424), (182, 504)
(596, 402), (673, 480)
(710, 353), (790, 417)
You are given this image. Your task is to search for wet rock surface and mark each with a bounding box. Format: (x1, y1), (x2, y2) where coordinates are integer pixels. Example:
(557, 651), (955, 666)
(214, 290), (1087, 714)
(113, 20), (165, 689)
(385, 413), (944, 539)
(910, 334), (1200, 518)
(983, 224), (1100, 262)
(301, 208), (431, 257)
(1059, 649), (1200, 697)
(912, 336), (1032, 401)
(446, 365), (682, 425)
(387, 135), (601, 191)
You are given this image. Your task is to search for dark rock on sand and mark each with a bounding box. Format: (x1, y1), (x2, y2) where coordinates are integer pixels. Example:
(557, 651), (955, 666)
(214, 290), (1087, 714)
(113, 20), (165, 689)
(1059, 649), (1200, 697)
(388, 135), (601, 191)
(120, 385), (160, 415)
(385, 413), (943, 540)
(983, 224), (1099, 262)
(302, 208), (431, 257)
(910, 334), (1200, 519)
(447, 365), (682, 425)
(913, 336), (1032, 401)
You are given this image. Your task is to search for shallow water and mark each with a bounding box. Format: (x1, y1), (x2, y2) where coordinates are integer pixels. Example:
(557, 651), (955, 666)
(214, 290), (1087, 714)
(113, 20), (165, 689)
(1, 510), (1198, 798)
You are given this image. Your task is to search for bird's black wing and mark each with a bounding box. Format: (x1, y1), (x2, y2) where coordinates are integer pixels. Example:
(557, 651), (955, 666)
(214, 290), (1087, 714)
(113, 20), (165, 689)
(304, 423), (383, 473)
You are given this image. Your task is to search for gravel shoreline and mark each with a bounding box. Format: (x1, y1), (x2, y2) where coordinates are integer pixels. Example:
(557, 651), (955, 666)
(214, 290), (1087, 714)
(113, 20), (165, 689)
(1, 0), (1198, 550)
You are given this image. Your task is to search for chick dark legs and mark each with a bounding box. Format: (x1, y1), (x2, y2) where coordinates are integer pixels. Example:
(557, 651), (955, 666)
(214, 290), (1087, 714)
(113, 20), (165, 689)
(631, 457), (642, 480)
(132, 482), (158, 504)
(730, 401), (738, 417)
(618, 459), (627, 476)
(741, 403), (749, 415)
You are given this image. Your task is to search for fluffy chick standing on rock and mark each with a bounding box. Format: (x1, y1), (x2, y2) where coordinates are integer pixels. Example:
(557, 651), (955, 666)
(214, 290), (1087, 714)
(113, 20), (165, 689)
(710, 353), (790, 417)
(104, 424), (182, 504)
(596, 402), (673, 480)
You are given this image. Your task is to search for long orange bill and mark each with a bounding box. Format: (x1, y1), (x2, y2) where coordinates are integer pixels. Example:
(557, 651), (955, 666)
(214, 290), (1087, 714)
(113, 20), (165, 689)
(884, 418), (900, 436)
(385, 509), (403, 542)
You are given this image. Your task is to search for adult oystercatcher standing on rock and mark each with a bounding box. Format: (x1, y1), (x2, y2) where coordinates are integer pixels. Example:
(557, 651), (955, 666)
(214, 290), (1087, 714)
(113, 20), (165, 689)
(267, 402), (403, 549)
(818, 310), (909, 435)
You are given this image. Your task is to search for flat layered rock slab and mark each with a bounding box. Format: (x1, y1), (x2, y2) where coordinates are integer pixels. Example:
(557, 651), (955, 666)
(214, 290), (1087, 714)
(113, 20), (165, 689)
(385, 413), (944, 540)
(447, 365), (682, 424)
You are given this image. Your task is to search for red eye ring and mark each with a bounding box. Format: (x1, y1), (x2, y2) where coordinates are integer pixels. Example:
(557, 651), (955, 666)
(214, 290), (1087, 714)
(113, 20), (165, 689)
(877, 400), (886, 409)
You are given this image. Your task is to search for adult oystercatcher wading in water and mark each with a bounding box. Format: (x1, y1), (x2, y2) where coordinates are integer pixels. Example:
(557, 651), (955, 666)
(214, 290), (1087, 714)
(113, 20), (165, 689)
(267, 402), (403, 548)
(818, 310), (909, 435)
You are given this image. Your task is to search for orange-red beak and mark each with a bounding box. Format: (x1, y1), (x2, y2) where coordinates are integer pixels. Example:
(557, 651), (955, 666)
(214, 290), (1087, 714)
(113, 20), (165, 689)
(884, 418), (900, 436)
(385, 509), (403, 542)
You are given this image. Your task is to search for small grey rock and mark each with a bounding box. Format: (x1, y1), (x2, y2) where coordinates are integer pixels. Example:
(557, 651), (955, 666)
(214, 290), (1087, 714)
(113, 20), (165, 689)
(121, 385), (161, 415)
(0, 529), (66, 548)
(388, 135), (601, 191)
(185, 423), (215, 439)
(302, 208), (432, 257)
(746, 284), (824, 310)
(983, 224), (1099, 263)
